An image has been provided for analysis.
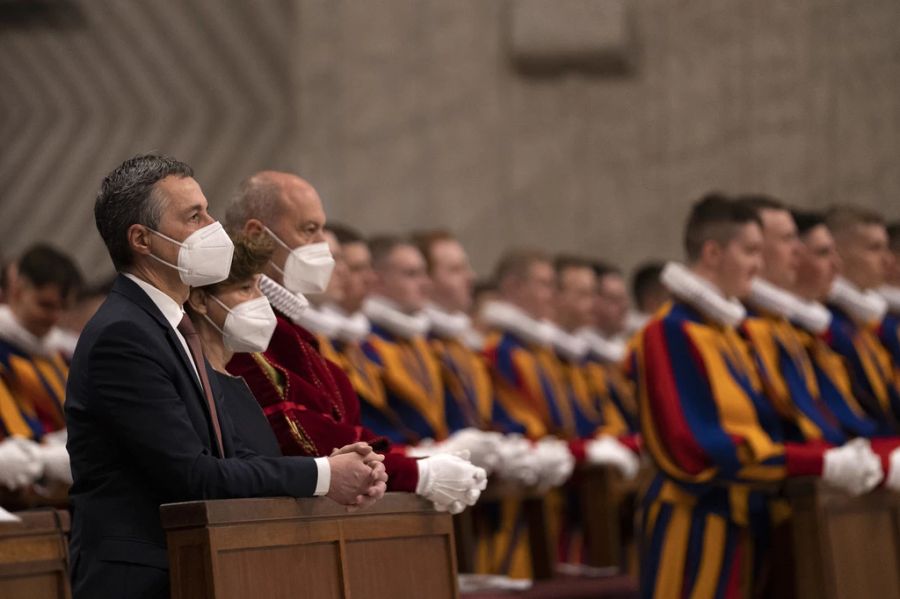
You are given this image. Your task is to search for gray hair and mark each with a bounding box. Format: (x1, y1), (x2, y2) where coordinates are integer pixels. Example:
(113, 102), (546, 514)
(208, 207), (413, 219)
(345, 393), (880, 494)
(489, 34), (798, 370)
(224, 174), (283, 234)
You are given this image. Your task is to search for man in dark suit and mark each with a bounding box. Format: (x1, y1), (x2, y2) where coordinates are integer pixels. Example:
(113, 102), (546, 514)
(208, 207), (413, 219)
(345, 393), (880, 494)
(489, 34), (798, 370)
(66, 154), (387, 599)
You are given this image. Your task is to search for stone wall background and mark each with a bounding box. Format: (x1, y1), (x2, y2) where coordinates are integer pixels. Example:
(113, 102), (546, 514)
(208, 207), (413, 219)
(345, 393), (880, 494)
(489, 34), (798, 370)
(2, 0), (899, 281)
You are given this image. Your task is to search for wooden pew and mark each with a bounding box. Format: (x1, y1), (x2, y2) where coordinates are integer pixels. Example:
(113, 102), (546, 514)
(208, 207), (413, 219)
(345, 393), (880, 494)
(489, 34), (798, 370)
(161, 493), (458, 599)
(0, 509), (71, 599)
(784, 478), (900, 599)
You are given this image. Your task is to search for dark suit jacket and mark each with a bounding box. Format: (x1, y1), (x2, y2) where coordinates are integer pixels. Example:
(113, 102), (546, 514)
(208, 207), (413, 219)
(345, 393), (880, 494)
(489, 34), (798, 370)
(213, 371), (283, 458)
(65, 275), (318, 599)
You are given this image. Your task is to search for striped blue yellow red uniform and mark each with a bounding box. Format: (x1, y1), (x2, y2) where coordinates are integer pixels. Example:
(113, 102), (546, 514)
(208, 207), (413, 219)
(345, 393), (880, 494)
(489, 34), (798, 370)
(878, 312), (900, 369)
(825, 305), (900, 434)
(741, 311), (846, 445)
(428, 335), (494, 433)
(484, 331), (574, 440)
(361, 324), (448, 443)
(634, 301), (822, 599)
(792, 325), (883, 439)
(0, 337), (68, 440)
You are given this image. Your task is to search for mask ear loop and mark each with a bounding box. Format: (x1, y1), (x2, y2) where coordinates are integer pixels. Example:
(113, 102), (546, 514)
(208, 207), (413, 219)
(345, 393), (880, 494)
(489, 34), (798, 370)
(200, 293), (230, 338)
(146, 228), (192, 274)
(263, 226), (294, 276)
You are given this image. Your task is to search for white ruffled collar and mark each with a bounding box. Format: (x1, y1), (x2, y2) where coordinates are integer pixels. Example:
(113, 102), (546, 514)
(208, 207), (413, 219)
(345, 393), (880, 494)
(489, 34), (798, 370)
(828, 276), (887, 325)
(747, 278), (832, 334)
(293, 304), (344, 338)
(547, 323), (589, 362)
(0, 305), (57, 357)
(363, 295), (430, 340)
(878, 285), (900, 314)
(461, 328), (485, 351)
(479, 300), (556, 347)
(576, 327), (626, 363)
(660, 262), (747, 327)
(259, 275), (309, 323)
(423, 303), (471, 339)
(319, 304), (371, 343)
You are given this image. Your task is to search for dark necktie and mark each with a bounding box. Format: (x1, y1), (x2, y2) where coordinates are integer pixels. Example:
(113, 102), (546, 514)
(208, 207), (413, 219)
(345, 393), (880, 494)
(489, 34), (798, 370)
(177, 314), (225, 457)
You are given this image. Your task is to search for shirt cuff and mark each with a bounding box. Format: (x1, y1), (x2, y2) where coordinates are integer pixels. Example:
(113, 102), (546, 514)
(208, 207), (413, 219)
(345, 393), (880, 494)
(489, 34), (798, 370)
(313, 457), (331, 496)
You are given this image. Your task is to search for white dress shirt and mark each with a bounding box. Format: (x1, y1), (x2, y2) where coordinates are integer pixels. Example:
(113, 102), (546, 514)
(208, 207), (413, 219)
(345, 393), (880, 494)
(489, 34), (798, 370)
(122, 273), (330, 495)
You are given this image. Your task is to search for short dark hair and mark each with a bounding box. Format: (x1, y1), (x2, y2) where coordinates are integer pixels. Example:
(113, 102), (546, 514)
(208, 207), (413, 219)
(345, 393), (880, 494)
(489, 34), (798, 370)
(683, 192), (762, 262)
(16, 244), (83, 299)
(631, 261), (665, 311)
(887, 222), (900, 252)
(591, 260), (622, 281)
(554, 255), (595, 288)
(95, 154), (194, 270)
(327, 222), (366, 246)
(792, 209), (825, 237)
(735, 194), (788, 216)
(368, 234), (416, 270)
(412, 229), (456, 273)
(825, 205), (885, 238)
(493, 248), (551, 284)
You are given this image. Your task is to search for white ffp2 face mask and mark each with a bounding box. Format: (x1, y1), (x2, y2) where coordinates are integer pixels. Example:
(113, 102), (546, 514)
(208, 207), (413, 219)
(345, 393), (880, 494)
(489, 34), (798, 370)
(205, 295), (277, 353)
(149, 221), (234, 286)
(265, 228), (336, 295)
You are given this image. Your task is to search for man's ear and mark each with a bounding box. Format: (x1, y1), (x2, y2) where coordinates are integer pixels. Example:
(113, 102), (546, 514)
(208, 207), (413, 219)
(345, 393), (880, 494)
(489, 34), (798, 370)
(700, 239), (723, 269)
(243, 218), (266, 238)
(127, 223), (153, 257)
(187, 288), (208, 315)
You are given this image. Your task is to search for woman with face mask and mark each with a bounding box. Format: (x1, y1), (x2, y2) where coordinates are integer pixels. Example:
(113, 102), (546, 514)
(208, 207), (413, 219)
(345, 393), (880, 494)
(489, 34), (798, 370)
(184, 234), (283, 457)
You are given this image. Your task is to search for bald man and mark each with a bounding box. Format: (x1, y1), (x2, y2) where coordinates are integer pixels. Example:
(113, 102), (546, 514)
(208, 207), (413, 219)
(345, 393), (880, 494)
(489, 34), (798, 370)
(225, 172), (486, 515)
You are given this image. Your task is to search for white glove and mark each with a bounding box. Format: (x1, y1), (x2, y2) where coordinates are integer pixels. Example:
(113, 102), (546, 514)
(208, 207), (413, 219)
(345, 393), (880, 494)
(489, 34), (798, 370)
(532, 437), (575, 490)
(885, 447), (900, 492)
(494, 434), (541, 486)
(822, 438), (883, 496)
(407, 429), (503, 474)
(0, 506), (20, 523)
(38, 443), (72, 485)
(585, 435), (640, 481)
(0, 437), (43, 490)
(42, 428), (67, 447)
(416, 454), (488, 515)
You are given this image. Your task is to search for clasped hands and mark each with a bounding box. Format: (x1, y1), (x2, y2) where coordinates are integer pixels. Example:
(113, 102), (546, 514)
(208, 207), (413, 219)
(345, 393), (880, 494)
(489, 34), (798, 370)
(325, 442), (388, 511)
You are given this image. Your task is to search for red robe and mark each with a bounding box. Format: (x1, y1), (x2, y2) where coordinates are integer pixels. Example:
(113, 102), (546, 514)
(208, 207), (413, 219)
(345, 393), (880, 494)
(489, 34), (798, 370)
(227, 309), (419, 492)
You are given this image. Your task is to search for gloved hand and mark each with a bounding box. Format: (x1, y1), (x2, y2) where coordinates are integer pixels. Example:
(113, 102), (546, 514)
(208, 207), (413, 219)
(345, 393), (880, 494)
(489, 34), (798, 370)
(885, 447), (900, 492)
(494, 434), (541, 486)
(0, 437), (43, 490)
(42, 428), (67, 447)
(407, 429), (503, 474)
(585, 435), (640, 481)
(38, 443), (72, 485)
(532, 437), (575, 490)
(822, 438), (883, 496)
(416, 453), (488, 515)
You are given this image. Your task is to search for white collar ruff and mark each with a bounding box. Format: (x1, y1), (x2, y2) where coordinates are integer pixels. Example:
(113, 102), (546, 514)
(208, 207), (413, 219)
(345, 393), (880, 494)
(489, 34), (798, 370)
(479, 300), (556, 347)
(877, 285), (900, 315)
(828, 277), (888, 324)
(747, 278), (832, 334)
(547, 323), (589, 362)
(320, 304), (371, 343)
(0, 305), (57, 357)
(660, 262), (746, 327)
(576, 327), (626, 363)
(423, 303), (471, 339)
(363, 295), (430, 340)
(258, 275), (309, 323)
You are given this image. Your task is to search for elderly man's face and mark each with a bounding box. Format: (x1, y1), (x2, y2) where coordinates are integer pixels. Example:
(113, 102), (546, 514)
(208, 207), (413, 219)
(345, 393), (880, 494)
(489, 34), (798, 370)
(147, 176), (216, 268)
(266, 180), (328, 273)
(376, 245), (431, 314)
